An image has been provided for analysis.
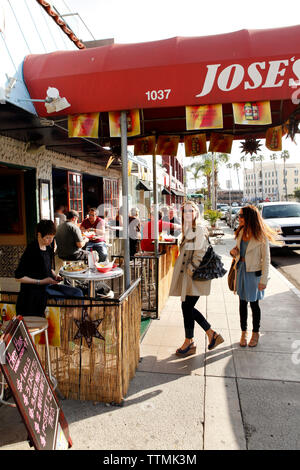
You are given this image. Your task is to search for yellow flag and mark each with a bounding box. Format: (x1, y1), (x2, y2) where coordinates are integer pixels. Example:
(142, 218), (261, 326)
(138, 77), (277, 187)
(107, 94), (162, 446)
(68, 112), (99, 138)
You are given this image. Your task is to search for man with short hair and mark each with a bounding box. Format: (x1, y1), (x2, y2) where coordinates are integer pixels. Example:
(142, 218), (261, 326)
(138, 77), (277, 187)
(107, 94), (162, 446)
(55, 210), (89, 261)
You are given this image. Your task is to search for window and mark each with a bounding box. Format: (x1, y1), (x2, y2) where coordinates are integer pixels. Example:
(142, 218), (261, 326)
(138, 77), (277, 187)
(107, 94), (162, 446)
(295, 170), (299, 176)
(295, 178), (299, 184)
(104, 178), (119, 218)
(67, 171), (83, 222)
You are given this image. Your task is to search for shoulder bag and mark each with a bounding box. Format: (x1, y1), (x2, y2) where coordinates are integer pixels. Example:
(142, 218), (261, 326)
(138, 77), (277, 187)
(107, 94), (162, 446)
(191, 238), (227, 281)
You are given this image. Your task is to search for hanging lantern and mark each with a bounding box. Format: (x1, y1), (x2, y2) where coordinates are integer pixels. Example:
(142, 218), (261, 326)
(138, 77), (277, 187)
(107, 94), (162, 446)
(240, 138), (262, 156)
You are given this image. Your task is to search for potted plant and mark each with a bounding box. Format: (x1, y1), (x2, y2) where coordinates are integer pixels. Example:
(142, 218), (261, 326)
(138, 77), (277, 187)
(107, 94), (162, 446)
(204, 209), (221, 228)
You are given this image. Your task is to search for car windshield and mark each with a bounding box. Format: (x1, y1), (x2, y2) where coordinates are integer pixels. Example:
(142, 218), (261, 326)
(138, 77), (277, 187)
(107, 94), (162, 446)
(262, 204), (300, 219)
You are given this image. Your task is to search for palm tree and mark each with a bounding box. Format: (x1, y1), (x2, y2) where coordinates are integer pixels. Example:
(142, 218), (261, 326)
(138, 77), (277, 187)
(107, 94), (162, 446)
(240, 155), (248, 200)
(250, 155), (258, 202)
(187, 157), (212, 203)
(233, 162), (241, 192)
(256, 155), (264, 201)
(270, 153), (279, 201)
(226, 163), (233, 207)
(281, 150), (290, 201)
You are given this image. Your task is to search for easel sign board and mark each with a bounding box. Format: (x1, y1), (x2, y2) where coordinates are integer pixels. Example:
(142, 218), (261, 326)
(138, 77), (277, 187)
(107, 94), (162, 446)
(0, 316), (72, 450)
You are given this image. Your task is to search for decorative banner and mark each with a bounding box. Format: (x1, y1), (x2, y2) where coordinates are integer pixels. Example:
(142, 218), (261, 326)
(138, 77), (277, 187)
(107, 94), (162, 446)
(68, 112), (99, 138)
(0, 303), (16, 321)
(105, 155), (115, 170)
(109, 109), (140, 137)
(186, 104), (223, 130)
(265, 126), (282, 151)
(156, 135), (180, 157)
(209, 133), (233, 153)
(232, 101), (272, 125)
(184, 134), (207, 156)
(35, 306), (61, 348)
(134, 136), (156, 156)
(128, 160), (132, 176)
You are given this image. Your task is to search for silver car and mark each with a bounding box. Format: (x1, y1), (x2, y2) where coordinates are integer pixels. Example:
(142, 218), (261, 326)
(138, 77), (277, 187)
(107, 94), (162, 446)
(258, 202), (300, 249)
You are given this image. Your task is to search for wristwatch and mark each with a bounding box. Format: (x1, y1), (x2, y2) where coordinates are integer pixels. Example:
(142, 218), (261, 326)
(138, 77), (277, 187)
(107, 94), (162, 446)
(36, 279), (40, 285)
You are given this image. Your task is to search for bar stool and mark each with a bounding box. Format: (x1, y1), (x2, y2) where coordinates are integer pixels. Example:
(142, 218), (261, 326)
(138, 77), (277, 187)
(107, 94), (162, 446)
(23, 316), (57, 390)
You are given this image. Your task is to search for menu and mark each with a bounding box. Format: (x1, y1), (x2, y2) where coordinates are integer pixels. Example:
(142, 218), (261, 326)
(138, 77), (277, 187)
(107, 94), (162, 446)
(0, 316), (71, 450)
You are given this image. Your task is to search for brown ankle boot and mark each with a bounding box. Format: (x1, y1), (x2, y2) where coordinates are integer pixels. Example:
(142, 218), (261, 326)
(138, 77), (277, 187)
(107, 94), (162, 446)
(240, 331), (247, 347)
(248, 332), (259, 347)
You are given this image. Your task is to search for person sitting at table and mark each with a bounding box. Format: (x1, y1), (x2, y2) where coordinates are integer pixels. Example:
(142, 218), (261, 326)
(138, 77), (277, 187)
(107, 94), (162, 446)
(80, 207), (108, 262)
(15, 220), (83, 316)
(55, 210), (89, 261)
(129, 207), (141, 257)
(169, 207), (182, 236)
(54, 203), (66, 227)
(141, 211), (181, 252)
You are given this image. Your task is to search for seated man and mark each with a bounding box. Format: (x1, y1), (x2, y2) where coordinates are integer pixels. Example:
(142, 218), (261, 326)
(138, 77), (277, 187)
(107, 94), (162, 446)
(80, 208), (108, 262)
(55, 210), (89, 261)
(141, 211), (181, 252)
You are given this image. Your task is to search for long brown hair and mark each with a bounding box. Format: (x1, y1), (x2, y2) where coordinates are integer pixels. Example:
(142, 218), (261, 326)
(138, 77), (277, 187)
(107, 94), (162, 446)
(235, 205), (278, 243)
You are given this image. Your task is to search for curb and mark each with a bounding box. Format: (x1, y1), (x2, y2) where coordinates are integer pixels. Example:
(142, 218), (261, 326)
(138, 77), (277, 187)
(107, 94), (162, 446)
(270, 264), (300, 301)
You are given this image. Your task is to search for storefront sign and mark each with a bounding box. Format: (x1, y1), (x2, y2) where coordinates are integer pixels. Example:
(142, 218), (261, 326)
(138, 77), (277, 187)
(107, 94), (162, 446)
(0, 317), (72, 450)
(134, 136), (156, 156)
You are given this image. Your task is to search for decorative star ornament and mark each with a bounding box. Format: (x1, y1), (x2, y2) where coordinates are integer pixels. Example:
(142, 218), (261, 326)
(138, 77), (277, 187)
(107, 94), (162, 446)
(73, 308), (105, 348)
(240, 138), (262, 156)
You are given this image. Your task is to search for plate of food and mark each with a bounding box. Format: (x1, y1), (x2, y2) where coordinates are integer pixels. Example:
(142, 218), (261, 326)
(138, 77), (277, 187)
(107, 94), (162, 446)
(95, 262), (116, 273)
(62, 262), (87, 274)
(83, 231), (96, 239)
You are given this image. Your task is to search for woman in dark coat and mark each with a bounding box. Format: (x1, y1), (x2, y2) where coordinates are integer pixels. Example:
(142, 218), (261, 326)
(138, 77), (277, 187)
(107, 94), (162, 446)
(15, 220), (61, 317)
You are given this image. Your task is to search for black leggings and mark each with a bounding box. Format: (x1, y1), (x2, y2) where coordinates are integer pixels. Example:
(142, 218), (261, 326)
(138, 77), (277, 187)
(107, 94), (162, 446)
(181, 296), (211, 339)
(239, 298), (261, 333)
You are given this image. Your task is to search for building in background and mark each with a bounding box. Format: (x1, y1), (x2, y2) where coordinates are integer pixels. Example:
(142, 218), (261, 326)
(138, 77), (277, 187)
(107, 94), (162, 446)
(217, 190), (243, 205)
(243, 162), (300, 202)
(162, 154), (185, 206)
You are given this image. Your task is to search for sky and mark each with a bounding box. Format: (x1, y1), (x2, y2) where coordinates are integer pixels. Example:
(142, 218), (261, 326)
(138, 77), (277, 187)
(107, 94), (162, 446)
(17, 0), (300, 189)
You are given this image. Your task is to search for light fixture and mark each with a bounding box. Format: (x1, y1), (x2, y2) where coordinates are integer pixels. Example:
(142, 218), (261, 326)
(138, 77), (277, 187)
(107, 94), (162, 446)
(5, 75), (17, 98)
(18, 87), (71, 113)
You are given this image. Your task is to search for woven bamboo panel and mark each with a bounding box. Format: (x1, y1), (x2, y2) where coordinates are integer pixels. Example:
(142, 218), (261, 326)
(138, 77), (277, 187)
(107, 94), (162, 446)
(1, 283), (141, 403)
(158, 245), (177, 316)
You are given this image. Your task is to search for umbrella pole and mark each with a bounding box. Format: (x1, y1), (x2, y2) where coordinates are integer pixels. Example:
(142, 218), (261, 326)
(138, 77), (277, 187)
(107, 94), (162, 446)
(120, 111), (130, 289)
(152, 151), (159, 256)
(211, 152), (215, 210)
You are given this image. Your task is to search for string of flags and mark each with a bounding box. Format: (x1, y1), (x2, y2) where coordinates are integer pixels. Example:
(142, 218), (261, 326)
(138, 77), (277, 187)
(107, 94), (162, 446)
(67, 101), (289, 158)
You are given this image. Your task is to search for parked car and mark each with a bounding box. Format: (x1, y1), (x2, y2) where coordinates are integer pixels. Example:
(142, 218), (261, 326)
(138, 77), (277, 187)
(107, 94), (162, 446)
(226, 206), (242, 227)
(258, 202), (300, 249)
(217, 204), (230, 220)
(232, 208), (242, 231)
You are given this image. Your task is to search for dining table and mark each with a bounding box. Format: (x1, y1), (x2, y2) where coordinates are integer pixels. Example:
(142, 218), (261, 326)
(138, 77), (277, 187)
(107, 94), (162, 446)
(59, 266), (124, 298)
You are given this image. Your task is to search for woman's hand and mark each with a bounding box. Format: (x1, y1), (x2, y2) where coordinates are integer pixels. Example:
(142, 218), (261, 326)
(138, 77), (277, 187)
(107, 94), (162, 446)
(258, 283), (266, 291)
(230, 247), (239, 258)
(42, 277), (59, 285)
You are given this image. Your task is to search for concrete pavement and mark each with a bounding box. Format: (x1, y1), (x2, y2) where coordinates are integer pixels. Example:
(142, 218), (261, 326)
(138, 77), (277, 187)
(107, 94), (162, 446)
(1, 223), (300, 450)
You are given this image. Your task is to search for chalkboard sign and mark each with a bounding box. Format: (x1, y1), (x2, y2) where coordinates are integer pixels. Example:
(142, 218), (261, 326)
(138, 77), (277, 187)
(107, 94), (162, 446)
(0, 316), (72, 450)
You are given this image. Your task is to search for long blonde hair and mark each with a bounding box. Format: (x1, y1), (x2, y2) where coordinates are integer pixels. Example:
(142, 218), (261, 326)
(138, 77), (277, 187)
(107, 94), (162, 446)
(181, 201), (202, 236)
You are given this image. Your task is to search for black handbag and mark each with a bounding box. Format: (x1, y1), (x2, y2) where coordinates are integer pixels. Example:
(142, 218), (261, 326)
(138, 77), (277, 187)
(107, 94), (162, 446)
(191, 239), (227, 281)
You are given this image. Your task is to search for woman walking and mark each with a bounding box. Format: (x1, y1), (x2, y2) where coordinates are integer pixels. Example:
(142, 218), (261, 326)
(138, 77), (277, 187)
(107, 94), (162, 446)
(169, 201), (224, 356)
(230, 205), (276, 347)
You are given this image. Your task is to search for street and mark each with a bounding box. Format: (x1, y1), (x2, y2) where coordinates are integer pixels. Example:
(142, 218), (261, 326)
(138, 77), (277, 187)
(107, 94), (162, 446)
(271, 249), (300, 292)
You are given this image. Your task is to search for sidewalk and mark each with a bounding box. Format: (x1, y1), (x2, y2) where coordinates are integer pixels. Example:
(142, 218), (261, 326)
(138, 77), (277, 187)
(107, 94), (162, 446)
(1, 223), (300, 450)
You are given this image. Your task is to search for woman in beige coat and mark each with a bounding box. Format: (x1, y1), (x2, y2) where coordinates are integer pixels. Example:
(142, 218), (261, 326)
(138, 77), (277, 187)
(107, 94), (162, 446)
(169, 201), (224, 356)
(230, 205), (277, 347)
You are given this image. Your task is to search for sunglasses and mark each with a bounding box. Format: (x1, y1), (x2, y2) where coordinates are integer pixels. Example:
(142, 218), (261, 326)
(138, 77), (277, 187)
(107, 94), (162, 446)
(239, 214), (244, 218)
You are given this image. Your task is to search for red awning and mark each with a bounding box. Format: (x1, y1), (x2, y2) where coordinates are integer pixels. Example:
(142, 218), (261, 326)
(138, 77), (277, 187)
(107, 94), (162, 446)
(23, 25), (300, 118)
